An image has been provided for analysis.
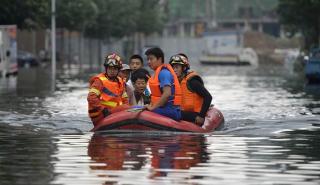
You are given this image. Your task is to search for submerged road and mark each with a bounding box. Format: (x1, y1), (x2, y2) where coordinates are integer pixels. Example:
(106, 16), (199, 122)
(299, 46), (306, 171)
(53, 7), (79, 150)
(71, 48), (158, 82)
(0, 64), (319, 185)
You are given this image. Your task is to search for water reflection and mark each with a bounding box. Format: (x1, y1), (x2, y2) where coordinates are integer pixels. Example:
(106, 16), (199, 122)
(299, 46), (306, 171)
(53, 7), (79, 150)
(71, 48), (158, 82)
(88, 133), (208, 178)
(279, 129), (320, 160)
(0, 124), (56, 185)
(16, 68), (53, 96)
(304, 83), (320, 96)
(50, 131), (320, 184)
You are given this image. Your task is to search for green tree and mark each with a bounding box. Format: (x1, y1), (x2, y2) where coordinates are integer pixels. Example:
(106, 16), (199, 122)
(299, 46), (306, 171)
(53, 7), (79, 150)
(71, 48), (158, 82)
(85, 0), (165, 40)
(135, 0), (166, 34)
(0, 0), (49, 29)
(277, 0), (320, 50)
(85, 0), (138, 39)
(56, 0), (98, 32)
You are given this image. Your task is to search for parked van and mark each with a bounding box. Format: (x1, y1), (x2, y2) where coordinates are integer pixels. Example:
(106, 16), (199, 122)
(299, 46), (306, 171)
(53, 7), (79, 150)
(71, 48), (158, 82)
(0, 25), (17, 77)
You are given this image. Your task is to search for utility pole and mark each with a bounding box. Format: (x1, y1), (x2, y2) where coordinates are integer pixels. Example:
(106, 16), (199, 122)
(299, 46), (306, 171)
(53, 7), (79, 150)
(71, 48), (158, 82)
(211, 0), (217, 28)
(206, 0), (217, 29)
(51, 0), (56, 91)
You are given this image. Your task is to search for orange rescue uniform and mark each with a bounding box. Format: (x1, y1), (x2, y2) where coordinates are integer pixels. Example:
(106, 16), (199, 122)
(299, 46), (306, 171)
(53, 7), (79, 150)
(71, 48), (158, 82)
(180, 71), (204, 113)
(87, 73), (128, 125)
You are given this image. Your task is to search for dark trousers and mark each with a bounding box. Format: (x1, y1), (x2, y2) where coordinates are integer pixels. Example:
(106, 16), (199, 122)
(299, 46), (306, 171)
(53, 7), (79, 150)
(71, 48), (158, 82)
(181, 111), (199, 123)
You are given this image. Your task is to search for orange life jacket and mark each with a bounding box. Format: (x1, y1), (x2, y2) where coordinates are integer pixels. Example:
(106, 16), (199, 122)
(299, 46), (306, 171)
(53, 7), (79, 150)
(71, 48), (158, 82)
(148, 64), (182, 106)
(180, 71), (203, 113)
(90, 73), (126, 110)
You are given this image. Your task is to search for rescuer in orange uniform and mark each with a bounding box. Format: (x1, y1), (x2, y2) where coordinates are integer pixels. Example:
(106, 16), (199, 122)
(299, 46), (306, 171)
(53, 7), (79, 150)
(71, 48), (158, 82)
(87, 53), (129, 125)
(169, 54), (212, 126)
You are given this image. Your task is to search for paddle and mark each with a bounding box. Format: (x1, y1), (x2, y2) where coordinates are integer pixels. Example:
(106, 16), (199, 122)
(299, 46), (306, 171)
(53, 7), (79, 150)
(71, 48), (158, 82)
(126, 106), (145, 112)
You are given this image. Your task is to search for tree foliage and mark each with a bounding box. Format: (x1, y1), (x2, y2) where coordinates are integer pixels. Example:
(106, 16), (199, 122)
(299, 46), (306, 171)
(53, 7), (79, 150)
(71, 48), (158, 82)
(277, 0), (320, 49)
(85, 0), (165, 39)
(0, 0), (165, 39)
(84, 0), (138, 39)
(0, 0), (49, 29)
(135, 0), (166, 34)
(56, 0), (98, 31)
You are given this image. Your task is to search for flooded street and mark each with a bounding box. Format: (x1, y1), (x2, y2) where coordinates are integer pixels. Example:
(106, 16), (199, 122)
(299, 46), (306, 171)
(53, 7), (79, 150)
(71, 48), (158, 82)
(0, 64), (320, 185)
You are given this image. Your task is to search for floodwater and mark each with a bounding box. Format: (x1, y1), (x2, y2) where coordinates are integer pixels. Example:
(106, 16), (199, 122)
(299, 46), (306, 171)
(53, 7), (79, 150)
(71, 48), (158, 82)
(0, 64), (320, 185)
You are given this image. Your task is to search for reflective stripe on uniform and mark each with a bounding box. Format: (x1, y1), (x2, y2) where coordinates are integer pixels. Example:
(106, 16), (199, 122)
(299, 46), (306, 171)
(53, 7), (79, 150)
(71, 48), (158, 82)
(122, 91), (128, 98)
(101, 101), (118, 107)
(89, 111), (101, 117)
(89, 88), (101, 96)
(99, 76), (108, 81)
(102, 87), (118, 97)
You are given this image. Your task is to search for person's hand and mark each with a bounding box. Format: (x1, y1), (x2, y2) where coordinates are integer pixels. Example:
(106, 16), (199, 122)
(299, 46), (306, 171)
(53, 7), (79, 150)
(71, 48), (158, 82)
(144, 104), (154, 111)
(102, 108), (110, 117)
(195, 116), (205, 126)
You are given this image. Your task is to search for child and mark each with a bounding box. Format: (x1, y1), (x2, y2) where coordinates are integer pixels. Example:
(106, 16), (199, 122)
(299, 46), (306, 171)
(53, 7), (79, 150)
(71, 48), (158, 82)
(130, 68), (151, 106)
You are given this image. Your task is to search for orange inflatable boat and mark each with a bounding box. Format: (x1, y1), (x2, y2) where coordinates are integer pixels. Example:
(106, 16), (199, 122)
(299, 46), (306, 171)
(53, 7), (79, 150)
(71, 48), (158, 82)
(91, 107), (224, 133)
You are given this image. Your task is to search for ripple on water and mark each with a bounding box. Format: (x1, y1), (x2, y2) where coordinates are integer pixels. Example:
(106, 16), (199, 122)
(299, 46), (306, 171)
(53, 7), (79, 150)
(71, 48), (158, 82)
(42, 131), (320, 185)
(1, 67), (320, 184)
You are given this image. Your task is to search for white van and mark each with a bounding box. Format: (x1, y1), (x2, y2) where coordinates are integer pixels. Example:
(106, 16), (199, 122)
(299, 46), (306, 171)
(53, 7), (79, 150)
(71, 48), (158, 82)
(0, 25), (17, 77)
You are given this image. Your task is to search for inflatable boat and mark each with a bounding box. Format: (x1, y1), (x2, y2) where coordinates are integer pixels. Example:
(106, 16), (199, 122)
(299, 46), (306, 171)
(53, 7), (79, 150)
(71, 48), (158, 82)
(91, 107), (224, 133)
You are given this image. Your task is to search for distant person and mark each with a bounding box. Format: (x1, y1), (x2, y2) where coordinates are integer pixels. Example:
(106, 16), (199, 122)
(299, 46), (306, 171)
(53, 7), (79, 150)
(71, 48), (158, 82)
(39, 49), (46, 62)
(87, 53), (129, 125)
(6, 50), (10, 57)
(119, 63), (135, 105)
(144, 47), (182, 121)
(169, 53), (212, 126)
(130, 68), (151, 106)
